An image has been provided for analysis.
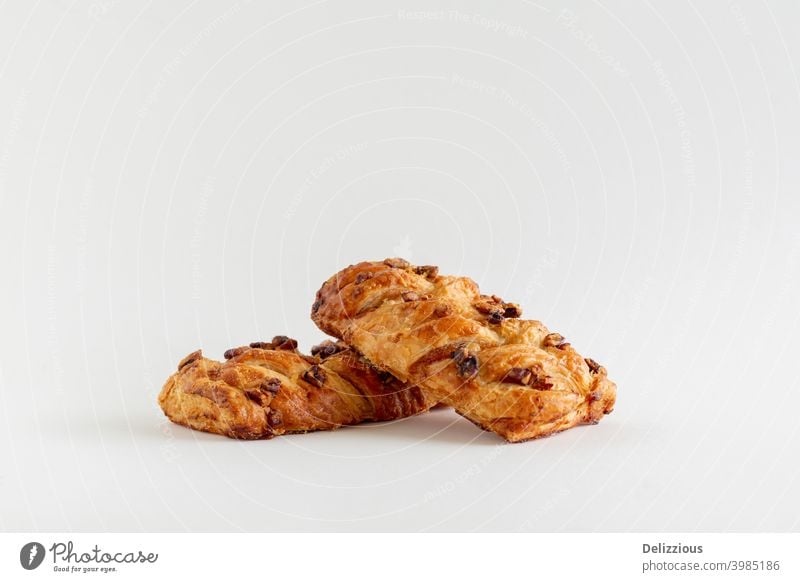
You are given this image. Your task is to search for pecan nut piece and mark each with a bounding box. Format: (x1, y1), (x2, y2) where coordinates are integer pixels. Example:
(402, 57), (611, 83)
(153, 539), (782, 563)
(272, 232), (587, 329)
(310, 340), (346, 359)
(504, 367), (532, 385)
(303, 364), (327, 388)
(543, 333), (569, 349)
(355, 272), (374, 284)
(223, 346), (248, 360)
(271, 335), (298, 350)
(451, 344), (479, 379)
(585, 358), (602, 374)
(260, 377), (282, 394)
(414, 265), (439, 278)
(383, 258), (410, 269)
(178, 350), (202, 370)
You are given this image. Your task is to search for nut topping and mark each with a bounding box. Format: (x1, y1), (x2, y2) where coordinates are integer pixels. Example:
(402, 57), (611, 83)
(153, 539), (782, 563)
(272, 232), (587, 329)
(488, 310), (504, 325)
(383, 258), (410, 269)
(310, 340), (346, 359)
(543, 333), (569, 349)
(223, 346), (247, 360)
(451, 344), (479, 379)
(504, 366), (552, 390)
(248, 342), (272, 350)
(505, 367), (532, 385)
(273, 336), (298, 350)
(267, 409), (283, 427)
(303, 364), (327, 388)
(473, 298), (499, 314)
(434, 304), (453, 317)
(401, 291), (420, 302)
(178, 350), (202, 370)
(355, 272), (374, 284)
(414, 265), (439, 278)
(530, 375), (553, 391)
(474, 295), (521, 319)
(585, 358), (602, 374)
(260, 377), (282, 394)
(244, 389), (267, 406)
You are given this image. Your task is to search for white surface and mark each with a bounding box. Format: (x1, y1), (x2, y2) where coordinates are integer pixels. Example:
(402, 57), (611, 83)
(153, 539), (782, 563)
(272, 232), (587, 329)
(1, 0), (799, 532)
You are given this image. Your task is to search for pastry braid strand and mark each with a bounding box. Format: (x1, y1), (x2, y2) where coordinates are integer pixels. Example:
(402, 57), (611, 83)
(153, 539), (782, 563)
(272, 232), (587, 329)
(158, 336), (436, 439)
(311, 259), (616, 442)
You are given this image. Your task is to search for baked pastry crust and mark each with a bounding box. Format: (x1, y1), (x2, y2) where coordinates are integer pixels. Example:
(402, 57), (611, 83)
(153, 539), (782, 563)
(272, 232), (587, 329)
(311, 259), (616, 442)
(158, 336), (435, 439)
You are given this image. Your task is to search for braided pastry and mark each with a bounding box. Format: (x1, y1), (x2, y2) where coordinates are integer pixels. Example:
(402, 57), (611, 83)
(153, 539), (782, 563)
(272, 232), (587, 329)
(311, 259), (616, 442)
(158, 336), (436, 439)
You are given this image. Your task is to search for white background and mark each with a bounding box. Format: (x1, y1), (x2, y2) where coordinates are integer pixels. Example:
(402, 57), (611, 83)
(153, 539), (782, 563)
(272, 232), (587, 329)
(1, 0), (799, 532)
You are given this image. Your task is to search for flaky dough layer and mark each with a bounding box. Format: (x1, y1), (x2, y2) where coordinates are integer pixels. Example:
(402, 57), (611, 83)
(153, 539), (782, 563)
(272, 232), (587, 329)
(311, 259), (616, 442)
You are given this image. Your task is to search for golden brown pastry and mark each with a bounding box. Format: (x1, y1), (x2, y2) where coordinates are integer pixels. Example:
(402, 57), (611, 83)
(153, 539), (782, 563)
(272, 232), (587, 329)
(311, 259), (616, 442)
(158, 336), (436, 439)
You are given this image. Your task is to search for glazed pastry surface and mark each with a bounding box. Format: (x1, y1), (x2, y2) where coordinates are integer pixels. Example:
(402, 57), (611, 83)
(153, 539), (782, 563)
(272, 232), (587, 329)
(158, 336), (435, 439)
(311, 259), (616, 442)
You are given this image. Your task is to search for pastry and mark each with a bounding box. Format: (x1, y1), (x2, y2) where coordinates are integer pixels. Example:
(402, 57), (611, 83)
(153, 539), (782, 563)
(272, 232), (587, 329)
(311, 259), (616, 442)
(158, 336), (436, 439)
